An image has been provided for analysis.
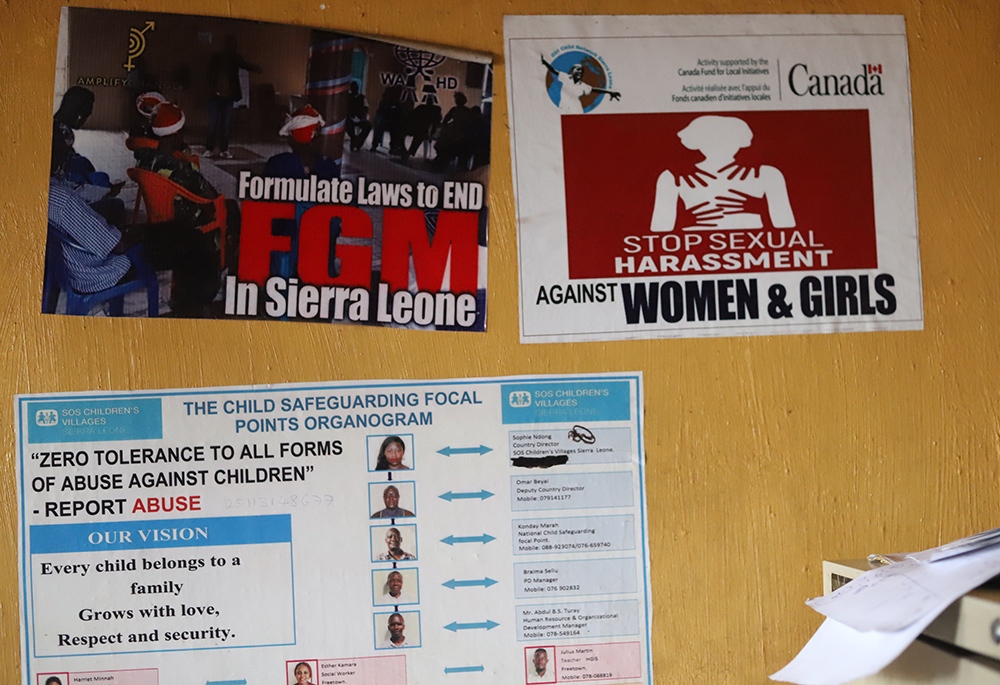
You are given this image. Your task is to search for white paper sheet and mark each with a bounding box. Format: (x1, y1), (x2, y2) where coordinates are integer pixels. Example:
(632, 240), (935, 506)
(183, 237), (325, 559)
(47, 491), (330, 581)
(773, 530), (1000, 684)
(805, 544), (1000, 632)
(770, 614), (928, 685)
(505, 14), (922, 343)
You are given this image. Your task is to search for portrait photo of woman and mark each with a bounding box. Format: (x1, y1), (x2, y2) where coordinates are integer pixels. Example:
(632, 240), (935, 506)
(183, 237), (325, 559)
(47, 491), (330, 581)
(371, 435), (412, 471)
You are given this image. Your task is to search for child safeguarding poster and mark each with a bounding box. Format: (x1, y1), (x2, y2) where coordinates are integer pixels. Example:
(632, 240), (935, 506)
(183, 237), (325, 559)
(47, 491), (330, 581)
(45, 8), (491, 331)
(16, 374), (652, 685)
(505, 15), (922, 343)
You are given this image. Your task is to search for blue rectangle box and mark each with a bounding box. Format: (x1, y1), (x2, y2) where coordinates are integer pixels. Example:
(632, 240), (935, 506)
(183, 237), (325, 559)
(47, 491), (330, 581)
(516, 599), (639, 640)
(501, 381), (631, 424)
(511, 472), (634, 511)
(514, 557), (638, 598)
(26, 397), (163, 444)
(30, 514), (292, 554)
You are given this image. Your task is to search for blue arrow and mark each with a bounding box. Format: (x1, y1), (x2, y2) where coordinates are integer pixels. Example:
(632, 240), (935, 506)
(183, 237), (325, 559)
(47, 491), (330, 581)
(439, 490), (494, 501)
(444, 620), (499, 632)
(437, 445), (493, 456)
(443, 577), (498, 590)
(445, 666), (485, 674)
(441, 534), (496, 546)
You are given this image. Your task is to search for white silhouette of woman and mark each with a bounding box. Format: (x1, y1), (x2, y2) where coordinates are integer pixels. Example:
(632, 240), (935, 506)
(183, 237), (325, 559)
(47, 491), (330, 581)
(649, 115), (795, 232)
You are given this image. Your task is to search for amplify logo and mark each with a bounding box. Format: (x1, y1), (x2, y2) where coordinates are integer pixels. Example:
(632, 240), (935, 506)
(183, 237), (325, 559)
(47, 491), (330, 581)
(788, 63), (884, 97)
(123, 20), (155, 71)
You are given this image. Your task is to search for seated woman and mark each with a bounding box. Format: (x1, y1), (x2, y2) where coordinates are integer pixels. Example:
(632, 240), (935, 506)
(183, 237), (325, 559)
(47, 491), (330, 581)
(649, 115), (795, 232)
(265, 105), (339, 179)
(133, 103), (223, 315)
(126, 91), (168, 154)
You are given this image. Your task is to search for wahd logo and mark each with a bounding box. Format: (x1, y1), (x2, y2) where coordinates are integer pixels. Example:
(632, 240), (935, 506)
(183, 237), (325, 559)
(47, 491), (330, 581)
(788, 63), (884, 97)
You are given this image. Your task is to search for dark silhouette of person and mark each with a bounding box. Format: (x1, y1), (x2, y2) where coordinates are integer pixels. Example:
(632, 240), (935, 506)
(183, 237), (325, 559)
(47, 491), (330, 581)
(402, 94), (442, 161)
(346, 82), (372, 151)
(370, 85), (407, 154)
(434, 92), (479, 170)
(205, 34), (261, 158)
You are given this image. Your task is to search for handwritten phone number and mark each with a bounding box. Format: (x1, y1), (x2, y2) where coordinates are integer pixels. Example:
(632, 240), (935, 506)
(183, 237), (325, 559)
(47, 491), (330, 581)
(225, 494), (335, 510)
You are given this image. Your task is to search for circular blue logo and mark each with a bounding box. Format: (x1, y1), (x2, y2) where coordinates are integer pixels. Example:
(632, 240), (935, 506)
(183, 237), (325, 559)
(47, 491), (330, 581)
(544, 50), (611, 113)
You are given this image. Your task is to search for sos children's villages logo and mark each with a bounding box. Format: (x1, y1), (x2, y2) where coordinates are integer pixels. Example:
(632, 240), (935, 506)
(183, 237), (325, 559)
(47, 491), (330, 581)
(35, 409), (58, 427)
(540, 45), (619, 113)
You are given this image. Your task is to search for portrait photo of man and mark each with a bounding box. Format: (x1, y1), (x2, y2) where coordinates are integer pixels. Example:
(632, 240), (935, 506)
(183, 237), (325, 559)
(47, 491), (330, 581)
(373, 568), (419, 606)
(372, 525), (417, 562)
(370, 483), (416, 519)
(375, 611), (420, 649)
(526, 646), (556, 683)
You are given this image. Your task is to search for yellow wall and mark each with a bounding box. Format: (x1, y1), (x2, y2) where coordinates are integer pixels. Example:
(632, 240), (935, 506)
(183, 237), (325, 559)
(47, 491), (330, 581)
(2, 0), (998, 682)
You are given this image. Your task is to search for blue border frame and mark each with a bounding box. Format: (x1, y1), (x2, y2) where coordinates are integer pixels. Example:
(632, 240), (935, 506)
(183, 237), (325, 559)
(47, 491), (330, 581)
(513, 556), (639, 599)
(512, 514), (636, 555)
(510, 470), (635, 512)
(17, 374), (647, 683)
(28, 536), (296, 658)
(371, 566), (420, 607)
(372, 610), (421, 650)
(368, 480), (418, 520)
(514, 599), (641, 641)
(369, 523), (418, 563)
(366, 433), (415, 473)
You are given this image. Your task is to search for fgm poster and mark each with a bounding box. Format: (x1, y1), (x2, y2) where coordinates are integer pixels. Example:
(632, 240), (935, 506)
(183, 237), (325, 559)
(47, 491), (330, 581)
(45, 8), (491, 331)
(504, 15), (921, 342)
(16, 374), (652, 685)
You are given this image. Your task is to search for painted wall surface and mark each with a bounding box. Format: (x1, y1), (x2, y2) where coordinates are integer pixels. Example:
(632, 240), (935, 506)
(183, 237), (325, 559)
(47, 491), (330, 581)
(1, 0), (998, 682)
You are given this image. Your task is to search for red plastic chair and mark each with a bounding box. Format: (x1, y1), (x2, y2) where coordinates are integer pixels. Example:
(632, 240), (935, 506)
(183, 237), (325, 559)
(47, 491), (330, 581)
(127, 167), (227, 267)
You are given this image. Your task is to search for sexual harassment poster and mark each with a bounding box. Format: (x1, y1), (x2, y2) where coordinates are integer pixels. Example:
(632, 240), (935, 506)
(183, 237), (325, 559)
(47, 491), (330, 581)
(16, 374), (652, 685)
(46, 8), (491, 330)
(504, 15), (921, 342)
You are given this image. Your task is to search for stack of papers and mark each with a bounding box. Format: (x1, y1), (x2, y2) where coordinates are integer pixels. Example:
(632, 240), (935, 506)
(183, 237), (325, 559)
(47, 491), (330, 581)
(772, 528), (1000, 684)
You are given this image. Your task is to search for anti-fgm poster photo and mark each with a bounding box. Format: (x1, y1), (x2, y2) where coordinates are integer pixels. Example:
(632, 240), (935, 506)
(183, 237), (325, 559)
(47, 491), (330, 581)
(46, 8), (491, 330)
(505, 15), (921, 342)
